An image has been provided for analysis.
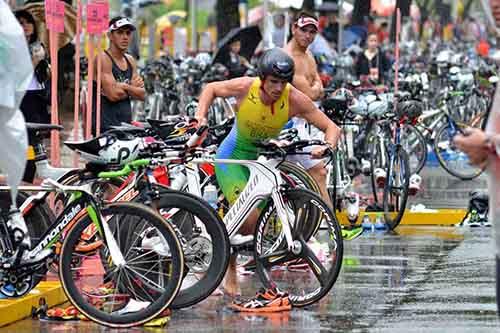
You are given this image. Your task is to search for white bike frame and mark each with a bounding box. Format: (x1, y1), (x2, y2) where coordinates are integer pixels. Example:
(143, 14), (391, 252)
(172, 154), (297, 250)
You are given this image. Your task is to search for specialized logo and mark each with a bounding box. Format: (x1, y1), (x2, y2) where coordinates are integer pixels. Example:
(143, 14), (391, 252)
(225, 174), (260, 235)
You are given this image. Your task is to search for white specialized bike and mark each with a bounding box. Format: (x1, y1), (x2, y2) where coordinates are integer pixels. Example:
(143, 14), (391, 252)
(179, 138), (344, 306)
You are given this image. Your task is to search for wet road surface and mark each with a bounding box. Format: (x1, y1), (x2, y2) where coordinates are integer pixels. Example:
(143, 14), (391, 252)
(4, 226), (499, 332)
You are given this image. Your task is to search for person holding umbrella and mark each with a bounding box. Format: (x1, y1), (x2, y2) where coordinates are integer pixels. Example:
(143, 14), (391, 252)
(212, 26), (261, 78)
(225, 38), (252, 79)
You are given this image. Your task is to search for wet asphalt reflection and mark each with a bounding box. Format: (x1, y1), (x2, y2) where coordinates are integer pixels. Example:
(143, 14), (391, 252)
(4, 226), (499, 332)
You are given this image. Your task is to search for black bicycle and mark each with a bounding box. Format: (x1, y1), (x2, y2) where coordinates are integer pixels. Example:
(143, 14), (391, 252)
(0, 179), (184, 328)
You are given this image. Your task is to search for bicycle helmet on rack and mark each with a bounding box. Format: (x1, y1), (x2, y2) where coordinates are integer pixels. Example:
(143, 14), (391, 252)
(195, 52), (212, 71)
(257, 48), (295, 82)
(64, 133), (142, 165)
(321, 88), (355, 123)
(396, 100), (423, 120)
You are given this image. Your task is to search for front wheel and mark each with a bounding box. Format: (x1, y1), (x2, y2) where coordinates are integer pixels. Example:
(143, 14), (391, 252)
(59, 202), (184, 328)
(254, 188), (343, 307)
(383, 147), (410, 230)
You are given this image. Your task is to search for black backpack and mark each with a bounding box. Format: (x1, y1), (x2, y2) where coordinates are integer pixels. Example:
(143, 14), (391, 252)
(461, 190), (489, 224)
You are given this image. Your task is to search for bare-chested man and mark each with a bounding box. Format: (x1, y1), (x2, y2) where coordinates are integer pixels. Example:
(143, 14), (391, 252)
(283, 12), (329, 205)
(284, 13), (364, 240)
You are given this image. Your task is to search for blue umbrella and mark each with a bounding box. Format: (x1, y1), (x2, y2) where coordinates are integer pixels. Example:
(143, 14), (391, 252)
(349, 25), (368, 39)
(342, 29), (362, 49)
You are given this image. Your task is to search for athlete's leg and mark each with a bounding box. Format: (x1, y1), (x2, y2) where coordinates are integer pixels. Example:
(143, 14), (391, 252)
(215, 147), (260, 297)
(306, 160), (332, 208)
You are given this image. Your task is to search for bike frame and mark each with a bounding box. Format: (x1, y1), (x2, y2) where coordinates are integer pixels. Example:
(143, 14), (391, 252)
(0, 182), (122, 265)
(93, 153), (297, 252)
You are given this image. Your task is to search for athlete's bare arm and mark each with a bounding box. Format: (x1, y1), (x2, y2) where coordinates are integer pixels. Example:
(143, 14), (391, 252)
(195, 77), (253, 124)
(100, 54), (128, 102)
(122, 55), (145, 101)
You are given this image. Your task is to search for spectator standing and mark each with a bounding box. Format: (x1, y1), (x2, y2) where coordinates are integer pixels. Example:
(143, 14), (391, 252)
(15, 10), (50, 183)
(93, 17), (145, 134)
(355, 33), (391, 84)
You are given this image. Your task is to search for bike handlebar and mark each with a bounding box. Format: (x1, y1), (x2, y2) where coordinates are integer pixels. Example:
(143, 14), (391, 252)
(97, 159), (152, 179)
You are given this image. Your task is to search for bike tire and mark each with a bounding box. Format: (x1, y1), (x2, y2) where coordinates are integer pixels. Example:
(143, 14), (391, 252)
(278, 161), (321, 193)
(383, 147), (410, 230)
(59, 202), (184, 328)
(254, 188), (343, 307)
(153, 186), (230, 309)
(401, 124), (427, 175)
(433, 122), (484, 180)
(369, 135), (388, 205)
(278, 161), (322, 239)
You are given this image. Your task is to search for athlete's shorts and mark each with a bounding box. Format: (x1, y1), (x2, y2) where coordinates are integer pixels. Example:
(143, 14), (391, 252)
(214, 129), (256, 205)
(285, 117), (324, 170)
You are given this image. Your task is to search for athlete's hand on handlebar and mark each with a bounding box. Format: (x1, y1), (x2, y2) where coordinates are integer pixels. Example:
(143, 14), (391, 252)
(194, 114), (208, 127)
(311, 144), (334, 159)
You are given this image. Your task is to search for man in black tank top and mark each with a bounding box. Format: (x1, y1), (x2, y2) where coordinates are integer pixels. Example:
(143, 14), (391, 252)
(93, 17), (145, 134)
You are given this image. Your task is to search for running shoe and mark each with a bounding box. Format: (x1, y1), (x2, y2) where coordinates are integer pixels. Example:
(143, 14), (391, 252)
(44, 306), (79, 321)
(231, 287), (292, 313)
(341, 226), (364, 241)
(483, 219), (492, 227)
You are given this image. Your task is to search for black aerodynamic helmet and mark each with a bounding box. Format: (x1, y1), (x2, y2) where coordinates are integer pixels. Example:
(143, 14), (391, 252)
(257, 48), (295, 82)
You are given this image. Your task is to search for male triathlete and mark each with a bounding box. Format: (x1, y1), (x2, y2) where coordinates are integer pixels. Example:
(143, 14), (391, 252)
(195, 48), (341, 311)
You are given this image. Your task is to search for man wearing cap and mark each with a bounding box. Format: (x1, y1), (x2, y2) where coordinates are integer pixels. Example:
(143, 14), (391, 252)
(284, 13), (328, 201)
(285, 12), (324, 101)
(93, 16), (145, 134)
(284, 12), (363, 240)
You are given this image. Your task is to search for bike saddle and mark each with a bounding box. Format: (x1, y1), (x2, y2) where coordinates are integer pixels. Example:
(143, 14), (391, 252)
(64, 137), (105, 157)
(26, 123), (64, 133)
